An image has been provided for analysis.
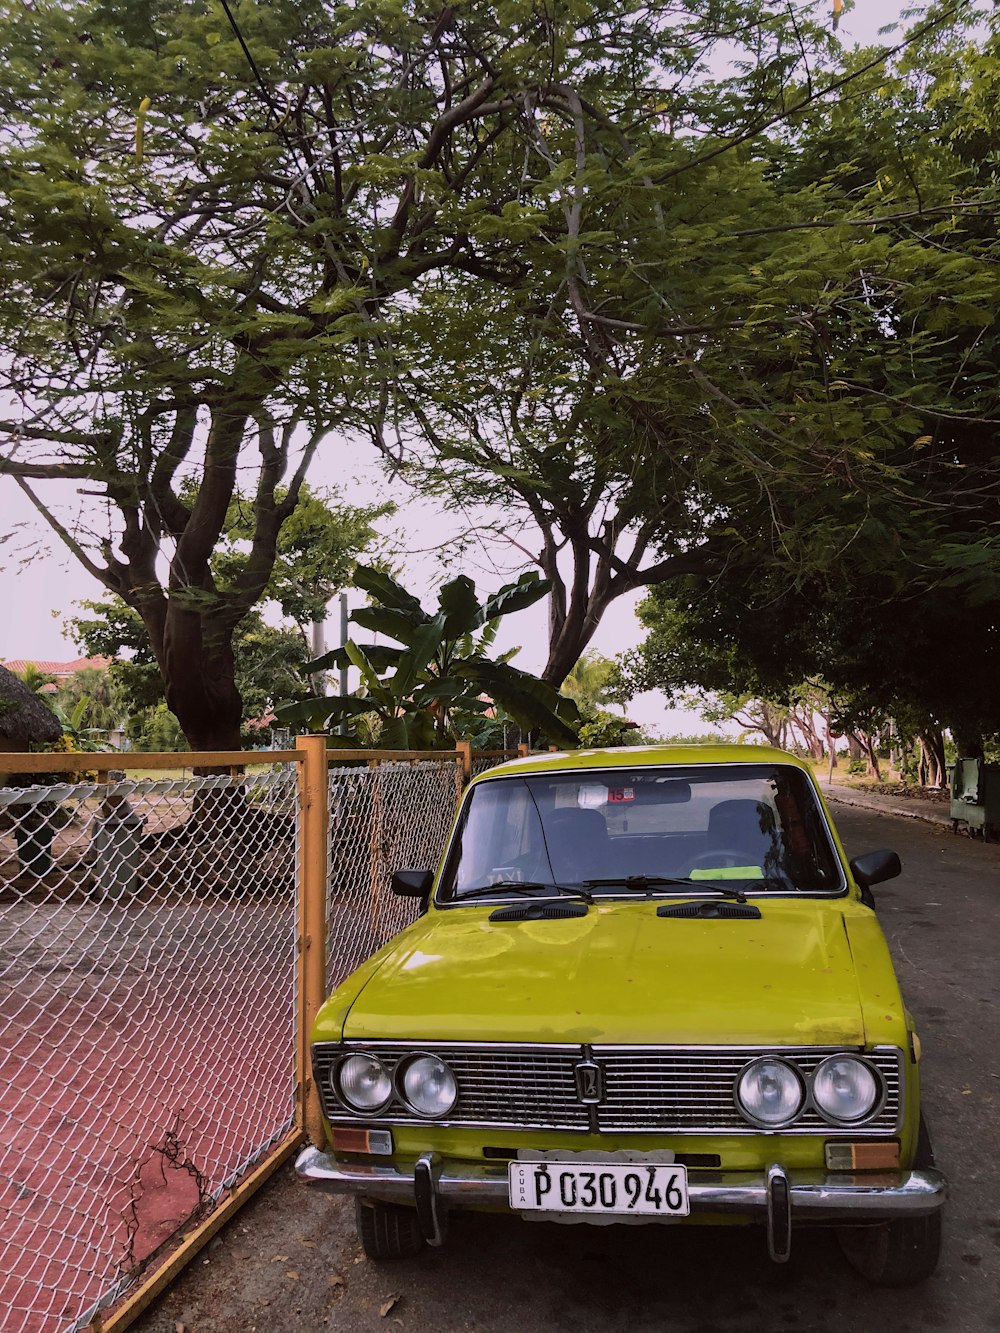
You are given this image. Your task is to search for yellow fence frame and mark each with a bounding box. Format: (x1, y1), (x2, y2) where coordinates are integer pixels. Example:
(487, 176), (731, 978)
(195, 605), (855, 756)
(1, 739), (519, 1332)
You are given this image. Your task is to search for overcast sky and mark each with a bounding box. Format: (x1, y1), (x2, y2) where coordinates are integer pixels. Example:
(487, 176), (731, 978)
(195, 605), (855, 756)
(0, 0), (915, 735)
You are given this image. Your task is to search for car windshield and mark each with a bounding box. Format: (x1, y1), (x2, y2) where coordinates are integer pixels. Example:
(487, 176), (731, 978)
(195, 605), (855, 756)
(439, 763), (845, 901)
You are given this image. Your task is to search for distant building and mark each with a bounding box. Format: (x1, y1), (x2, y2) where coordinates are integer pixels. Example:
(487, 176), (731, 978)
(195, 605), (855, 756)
(0, 657), (111, 694)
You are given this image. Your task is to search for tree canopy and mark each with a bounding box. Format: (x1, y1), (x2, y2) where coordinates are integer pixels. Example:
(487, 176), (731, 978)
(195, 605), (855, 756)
(349, 3), (1000, 691)
(0, 0), (868, 743)
(1, 0), (997, 752)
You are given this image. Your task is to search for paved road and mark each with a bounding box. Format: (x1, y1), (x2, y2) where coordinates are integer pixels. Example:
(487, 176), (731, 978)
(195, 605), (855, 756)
(134, 808), (1000, 1333)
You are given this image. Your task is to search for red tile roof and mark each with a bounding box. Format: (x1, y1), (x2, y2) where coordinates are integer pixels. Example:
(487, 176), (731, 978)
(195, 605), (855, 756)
(1, 656), (111, 678)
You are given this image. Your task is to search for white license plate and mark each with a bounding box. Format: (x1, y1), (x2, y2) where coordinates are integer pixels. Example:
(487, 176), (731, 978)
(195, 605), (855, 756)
(508, 1161), (690, 1217)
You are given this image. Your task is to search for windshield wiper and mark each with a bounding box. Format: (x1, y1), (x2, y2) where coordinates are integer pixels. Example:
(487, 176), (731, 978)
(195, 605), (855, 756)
(584, 875), (748, 903)
(453, 881), (593, 904)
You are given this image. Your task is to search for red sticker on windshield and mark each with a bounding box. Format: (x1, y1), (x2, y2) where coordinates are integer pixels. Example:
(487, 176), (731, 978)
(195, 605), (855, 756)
(608, 787), (634, 803)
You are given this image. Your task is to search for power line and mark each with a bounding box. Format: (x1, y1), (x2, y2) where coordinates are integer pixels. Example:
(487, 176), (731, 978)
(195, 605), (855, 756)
(217, 0), (280, 123)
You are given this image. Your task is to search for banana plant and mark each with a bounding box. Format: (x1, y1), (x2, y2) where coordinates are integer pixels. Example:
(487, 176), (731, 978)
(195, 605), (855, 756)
(276, 567), (580, 747)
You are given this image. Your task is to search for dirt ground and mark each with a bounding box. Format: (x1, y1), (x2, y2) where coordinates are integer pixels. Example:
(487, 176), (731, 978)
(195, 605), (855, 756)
(129, 806), (1000, 1333)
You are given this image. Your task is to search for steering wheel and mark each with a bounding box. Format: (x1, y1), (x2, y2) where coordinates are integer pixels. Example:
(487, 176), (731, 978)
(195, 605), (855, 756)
(686, 848), (759, 872)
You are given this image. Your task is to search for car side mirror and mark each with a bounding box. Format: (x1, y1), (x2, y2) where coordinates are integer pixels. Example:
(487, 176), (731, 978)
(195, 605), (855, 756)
(391, 869), (434, 899)
(849, 850), (901, 890)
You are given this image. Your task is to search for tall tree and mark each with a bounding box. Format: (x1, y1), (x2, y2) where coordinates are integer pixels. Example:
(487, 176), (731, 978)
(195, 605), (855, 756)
(65, 479), (385, 739)
(347, 3), (999, 685)
(0, 0), (858, 729)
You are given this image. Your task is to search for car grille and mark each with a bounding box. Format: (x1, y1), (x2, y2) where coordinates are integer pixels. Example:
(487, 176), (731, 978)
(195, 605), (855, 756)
(313, 1042), (903, 1135)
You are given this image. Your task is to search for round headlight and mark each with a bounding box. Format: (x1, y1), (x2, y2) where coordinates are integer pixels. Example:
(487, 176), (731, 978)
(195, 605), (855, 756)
(812, 1056), (880, 1124)
(398, 1054), (458, 1119)
(736, 1058), (805, 1128)
(336, 1053), (392, 1114)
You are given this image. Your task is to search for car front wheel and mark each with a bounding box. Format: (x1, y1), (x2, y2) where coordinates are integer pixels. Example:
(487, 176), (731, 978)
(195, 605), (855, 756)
(837, 1115), (942, 1287)
(355, 1198), (425, 1261)
(837, 1211), (942, 1287)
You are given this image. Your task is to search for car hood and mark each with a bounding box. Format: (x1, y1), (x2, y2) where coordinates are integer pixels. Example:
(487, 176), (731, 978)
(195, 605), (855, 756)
(341, 899), (874, 1047)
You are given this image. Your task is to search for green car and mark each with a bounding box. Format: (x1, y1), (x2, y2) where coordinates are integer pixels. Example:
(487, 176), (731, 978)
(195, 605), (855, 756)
(296, 745), (946, 1285)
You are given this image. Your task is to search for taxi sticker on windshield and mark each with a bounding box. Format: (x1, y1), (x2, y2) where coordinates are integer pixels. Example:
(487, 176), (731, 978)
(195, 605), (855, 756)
(608, 787), (635, 803)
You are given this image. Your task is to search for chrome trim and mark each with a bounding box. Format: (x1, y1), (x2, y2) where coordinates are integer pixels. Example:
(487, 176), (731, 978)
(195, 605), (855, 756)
(314, 1042), (905, 1137)
(334, 1039), (582, 1052)
(339, 1039), (883, 1054)
(295, 1145), (947, 1221)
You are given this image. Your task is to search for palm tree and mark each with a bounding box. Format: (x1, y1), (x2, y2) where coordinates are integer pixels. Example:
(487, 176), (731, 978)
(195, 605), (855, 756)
(15, 663), (57, 696)
(56, 667), (125, 734)
(560, 652), (618, 711)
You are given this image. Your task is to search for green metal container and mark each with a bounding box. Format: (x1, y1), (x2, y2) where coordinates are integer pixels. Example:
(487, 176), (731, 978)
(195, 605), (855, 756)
(950, 758), (1000, 840)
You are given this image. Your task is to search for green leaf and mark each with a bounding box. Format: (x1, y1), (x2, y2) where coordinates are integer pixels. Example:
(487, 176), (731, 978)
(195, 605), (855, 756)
(306, 644), (404, 674)
(479, 572), (551, 625)
(380, 712), (440, 750)
(275, 694), (373, 726)
(437, 574), (481, 637)
(353, 565), (427, 619)
(408, 679), (475, 707)
(345, 639), (387, 697)
(390, 614), (446, 697)
(457, 660), (580, 744)
(351, 606), (425, 643)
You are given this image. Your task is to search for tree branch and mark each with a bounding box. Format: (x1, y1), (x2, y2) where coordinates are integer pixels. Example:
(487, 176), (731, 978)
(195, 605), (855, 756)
(11, 476), (117, 590)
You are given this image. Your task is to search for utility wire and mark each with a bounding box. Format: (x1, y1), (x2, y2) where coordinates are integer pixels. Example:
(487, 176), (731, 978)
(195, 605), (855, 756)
(216, 0), (317, 198)
(217, 0), (280, 123)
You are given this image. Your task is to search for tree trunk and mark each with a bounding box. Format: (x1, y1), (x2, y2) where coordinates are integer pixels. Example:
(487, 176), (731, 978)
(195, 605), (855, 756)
(824, 715), (838, 769)
(539, 528), (612, 688)
(858, 732), (881, 781)
(136, 595), (244, 754)
(917, 729), (947, 787)
(160, 615), (244, 751)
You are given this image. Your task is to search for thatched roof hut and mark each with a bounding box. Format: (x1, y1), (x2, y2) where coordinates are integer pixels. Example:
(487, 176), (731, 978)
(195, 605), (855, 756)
(0, 664), (62, 749)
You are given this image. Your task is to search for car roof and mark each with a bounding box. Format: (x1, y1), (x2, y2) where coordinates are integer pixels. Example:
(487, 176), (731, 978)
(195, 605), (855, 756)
(474, 743), (812, 782)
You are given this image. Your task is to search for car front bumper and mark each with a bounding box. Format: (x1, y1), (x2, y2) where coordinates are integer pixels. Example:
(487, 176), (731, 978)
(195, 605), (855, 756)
(295, 1145), (947, 1261)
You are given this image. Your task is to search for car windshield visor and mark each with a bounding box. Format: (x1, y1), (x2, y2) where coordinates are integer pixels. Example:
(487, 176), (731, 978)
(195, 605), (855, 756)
(438, 764), (845, 902)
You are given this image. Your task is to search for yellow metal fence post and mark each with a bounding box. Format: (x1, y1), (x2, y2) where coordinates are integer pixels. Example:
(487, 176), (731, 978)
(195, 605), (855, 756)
(296, 735), (329, 1148)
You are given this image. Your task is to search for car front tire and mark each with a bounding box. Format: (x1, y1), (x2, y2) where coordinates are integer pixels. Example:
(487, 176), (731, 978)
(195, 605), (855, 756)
(355, 1198), (425, 1261)
(837, 1115), (942, 1287)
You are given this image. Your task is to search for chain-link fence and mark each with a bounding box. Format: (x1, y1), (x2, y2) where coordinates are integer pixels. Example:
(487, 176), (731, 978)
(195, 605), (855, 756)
(323, 749), (521, 986)
(0, 762), (300, 1333)
(471, 749), (519, 778)
(326, 759), (463, 987)
(0, 740), (522, 1332)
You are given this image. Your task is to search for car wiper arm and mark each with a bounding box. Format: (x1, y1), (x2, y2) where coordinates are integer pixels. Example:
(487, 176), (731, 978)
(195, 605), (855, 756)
(453, 881), (593, 903)
(584, 875), (747, 903)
